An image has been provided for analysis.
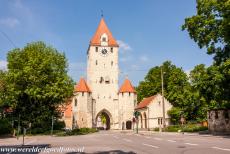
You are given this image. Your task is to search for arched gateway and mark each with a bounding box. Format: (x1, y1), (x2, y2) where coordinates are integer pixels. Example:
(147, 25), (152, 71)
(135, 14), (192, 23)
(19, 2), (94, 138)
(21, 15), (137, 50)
(96, 109), (112, 130)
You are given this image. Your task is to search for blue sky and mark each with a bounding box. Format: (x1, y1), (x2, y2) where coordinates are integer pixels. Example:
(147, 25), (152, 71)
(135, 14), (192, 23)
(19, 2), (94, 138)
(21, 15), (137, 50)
(0, 0), (213, 86)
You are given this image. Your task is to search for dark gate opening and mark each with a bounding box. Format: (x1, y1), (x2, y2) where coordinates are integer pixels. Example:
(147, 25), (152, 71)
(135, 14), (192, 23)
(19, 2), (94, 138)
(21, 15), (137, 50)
(126, 120), (132, 130)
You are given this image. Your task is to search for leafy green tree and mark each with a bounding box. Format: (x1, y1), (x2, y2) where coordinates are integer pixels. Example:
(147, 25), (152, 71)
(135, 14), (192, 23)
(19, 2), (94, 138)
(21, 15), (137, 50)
(182, 0), (230, 65)
(0, 70), (10, 117)
(190, 61), (230, 110)
(167, 107), (181, 125)
(100, 114), (107, 130)
(136, 61), (190, 107)
(6, 41), (74, 129)
(136, 61), (201, 121)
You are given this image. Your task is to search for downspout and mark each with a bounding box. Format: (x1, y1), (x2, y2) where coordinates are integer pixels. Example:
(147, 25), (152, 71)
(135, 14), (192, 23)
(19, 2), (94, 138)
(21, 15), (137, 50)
(148, 107), (150, 131)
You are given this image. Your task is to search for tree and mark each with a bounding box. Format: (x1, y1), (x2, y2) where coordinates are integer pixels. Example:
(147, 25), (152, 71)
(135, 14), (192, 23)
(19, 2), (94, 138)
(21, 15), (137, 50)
(136, 61), (190, 107)
(167, 107), (181, 125)
(136, 61), (200, 121)
(0, 70), (9, 116)
(190, 60), (230, 110)
(182, 0), (230, 65)
(100, 114), (106, 130)
(6, 41), (74, 129)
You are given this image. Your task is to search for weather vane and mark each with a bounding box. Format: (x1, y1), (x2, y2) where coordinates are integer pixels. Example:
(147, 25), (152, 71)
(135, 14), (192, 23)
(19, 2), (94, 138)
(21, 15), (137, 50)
(101, 10), (103, 17)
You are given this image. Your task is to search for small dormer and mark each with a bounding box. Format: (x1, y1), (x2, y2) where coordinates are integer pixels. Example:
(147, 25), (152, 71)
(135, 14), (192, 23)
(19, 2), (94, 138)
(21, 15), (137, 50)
(100, 33), (108, 46)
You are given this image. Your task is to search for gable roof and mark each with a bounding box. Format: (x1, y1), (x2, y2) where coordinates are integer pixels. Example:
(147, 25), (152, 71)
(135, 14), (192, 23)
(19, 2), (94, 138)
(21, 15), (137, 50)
(90, 18), (118, 47)
(135, 95), (157, 110)
(74, 78), (91, 92)
(119, 78), (136, 93)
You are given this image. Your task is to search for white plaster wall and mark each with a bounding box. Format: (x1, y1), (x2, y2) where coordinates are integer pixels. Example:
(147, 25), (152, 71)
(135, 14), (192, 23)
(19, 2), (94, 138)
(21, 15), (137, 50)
(87, 45), (119, 128)
(118, 93), (137, 129)
(136, 94), (173, 129)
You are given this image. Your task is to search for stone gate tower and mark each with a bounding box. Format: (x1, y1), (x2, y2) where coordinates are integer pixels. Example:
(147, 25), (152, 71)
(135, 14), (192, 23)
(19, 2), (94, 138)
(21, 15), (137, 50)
(87, 17), (120, 129)
(64, 17), (137, 130)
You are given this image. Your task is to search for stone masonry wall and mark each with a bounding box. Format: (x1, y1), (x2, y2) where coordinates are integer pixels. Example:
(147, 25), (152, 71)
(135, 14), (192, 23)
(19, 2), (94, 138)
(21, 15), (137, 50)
(208, 109), (230, 134)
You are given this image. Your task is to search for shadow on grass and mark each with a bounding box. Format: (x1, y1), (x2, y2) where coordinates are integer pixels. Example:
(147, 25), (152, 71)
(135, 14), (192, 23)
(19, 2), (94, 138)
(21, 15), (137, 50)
(0, 144), (50, 154)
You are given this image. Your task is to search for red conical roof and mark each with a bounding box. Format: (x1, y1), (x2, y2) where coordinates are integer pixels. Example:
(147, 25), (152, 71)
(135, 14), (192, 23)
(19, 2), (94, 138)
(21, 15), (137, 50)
(90, 18), (118, 47)
(74, 78), (91, 92)
(119, 78), (136, 93)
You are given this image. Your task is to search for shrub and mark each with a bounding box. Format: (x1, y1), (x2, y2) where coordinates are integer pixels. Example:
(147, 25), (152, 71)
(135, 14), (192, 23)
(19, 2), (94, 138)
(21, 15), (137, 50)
(167, 107), (182, 125)
(66, 128), (98, 136)
(165, 125), (181, 132)
(0, 119), (12, 135)
(53, 121), (65, 130)
(153, 127), (159, 131)
(165, 124), (208, 132)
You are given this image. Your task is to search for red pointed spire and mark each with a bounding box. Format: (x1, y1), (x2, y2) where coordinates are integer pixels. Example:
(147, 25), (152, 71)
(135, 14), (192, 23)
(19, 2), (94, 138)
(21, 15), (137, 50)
(74, 78), (91, 92)
(90, 18), (118, 47)
(119, 78), (136, 93)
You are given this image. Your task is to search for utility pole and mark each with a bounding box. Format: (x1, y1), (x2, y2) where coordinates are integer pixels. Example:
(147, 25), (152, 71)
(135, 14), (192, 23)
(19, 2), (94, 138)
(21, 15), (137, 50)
(51, 115), (54, 135)
(161, 67), (166, 130)
(17, 114), (20, 140)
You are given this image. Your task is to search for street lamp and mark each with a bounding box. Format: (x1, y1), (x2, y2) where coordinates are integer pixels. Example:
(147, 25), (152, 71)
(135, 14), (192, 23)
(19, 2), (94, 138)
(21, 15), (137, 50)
(161, 67), (166, 130)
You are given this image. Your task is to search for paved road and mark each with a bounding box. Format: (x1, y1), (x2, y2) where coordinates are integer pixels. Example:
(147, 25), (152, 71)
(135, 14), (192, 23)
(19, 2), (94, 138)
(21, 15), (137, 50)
(0, 131), (230, 154)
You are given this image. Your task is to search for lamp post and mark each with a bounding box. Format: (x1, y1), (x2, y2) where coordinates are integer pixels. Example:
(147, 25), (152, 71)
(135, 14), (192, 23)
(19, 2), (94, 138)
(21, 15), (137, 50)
(161, 67), (166, 130)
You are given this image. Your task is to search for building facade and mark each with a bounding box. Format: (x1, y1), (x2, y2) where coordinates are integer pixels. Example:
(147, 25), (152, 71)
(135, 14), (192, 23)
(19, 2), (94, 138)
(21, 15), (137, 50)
(63, 18), (137, 130)
(135, 94), (172, 130)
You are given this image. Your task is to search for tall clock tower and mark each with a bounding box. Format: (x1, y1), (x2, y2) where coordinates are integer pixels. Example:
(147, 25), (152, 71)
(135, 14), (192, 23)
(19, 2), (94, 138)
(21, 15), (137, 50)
(87, 17), (119, 129)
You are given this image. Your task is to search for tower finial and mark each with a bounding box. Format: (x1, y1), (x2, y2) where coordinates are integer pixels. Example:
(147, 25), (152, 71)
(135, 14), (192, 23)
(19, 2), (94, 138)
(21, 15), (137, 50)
(101, 10), (103, 17)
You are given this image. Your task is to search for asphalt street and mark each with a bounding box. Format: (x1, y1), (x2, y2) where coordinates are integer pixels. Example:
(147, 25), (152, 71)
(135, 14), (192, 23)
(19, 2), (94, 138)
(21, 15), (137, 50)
(0, 131), (230, 154)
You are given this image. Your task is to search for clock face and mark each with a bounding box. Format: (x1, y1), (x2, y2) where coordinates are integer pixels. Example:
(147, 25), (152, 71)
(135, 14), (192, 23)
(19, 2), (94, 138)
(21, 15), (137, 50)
(100, 48), (108, 56)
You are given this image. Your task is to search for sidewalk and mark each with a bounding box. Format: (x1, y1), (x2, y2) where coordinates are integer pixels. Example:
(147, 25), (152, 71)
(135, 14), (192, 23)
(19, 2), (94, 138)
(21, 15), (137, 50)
(111, 129), (230, 138)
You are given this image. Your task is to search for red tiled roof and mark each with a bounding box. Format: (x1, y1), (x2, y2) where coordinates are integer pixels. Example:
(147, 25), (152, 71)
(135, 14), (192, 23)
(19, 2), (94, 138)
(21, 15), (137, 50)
(119, 78), (136, 93)
(90, 18), (118, 47)
(74, 78), (91, 92)
(64, 103), (72, 118)
(135, 95), (157, 110)
(59, 98), (72, 118)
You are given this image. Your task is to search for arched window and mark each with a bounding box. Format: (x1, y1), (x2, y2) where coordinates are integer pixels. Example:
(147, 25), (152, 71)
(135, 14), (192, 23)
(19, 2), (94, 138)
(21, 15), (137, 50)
(75, 99), (77, 106)
(96, 60), (98, 65)
(102, 37), (106, 42)
(100, 77), (104, 83)
(95, 47), (98, 52)
(111, 47), (113, 53)
(111, 61), (113, 66)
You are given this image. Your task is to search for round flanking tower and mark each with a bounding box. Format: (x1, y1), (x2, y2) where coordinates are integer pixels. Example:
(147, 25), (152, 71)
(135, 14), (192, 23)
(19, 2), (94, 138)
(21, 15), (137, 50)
(72, 78), (93, 129)
(118, 78), (137, 129)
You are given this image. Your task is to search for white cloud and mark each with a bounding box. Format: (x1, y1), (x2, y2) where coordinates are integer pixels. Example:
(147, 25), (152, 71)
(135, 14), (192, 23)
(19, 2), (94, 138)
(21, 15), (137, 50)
(0, 60), (8, 70)
(140, 55), (149, 62)
(117, 40), (132, 53)
(0, 17), (20, 28)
